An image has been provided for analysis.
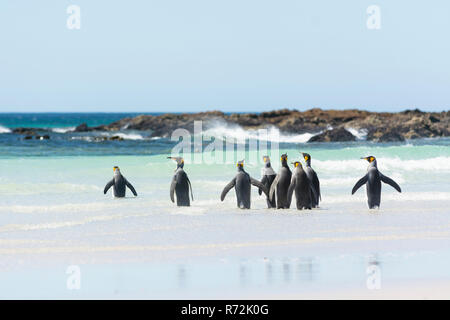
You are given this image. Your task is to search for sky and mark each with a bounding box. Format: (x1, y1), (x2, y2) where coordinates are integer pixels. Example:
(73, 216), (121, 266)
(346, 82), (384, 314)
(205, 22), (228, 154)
(0, 0), (449, 113)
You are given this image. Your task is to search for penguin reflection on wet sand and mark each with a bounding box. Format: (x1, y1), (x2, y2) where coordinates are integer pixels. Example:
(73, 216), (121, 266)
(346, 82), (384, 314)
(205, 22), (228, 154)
(221, 160), (269, 209)
(168, 157), (194, 207)
(269, 154), (292, 209)
(259, 156), (276, 208)
(104, 166), (138, 198)
(352, 156), (401, 209)
(287, 161), (315, 210)
(301, 152), (321, 208)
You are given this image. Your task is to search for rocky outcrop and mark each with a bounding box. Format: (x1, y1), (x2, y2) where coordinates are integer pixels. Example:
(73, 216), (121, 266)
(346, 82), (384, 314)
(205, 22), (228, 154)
(90, 108), (448, 142)
(308, 128), (356, 143)
(12, 108), (450, 142)
(74, 123), (89, 132)
(12, 128), (51, 140)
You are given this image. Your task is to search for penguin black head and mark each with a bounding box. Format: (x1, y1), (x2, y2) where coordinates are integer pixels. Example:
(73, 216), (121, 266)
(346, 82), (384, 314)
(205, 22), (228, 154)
(361, 156), (376, 163)
(292, 161), (302, 168)
(263, 156), (271, 167)
(280, 154), (288, 166)
(301, 152), (312, 166)
(236, 160), (244, 170)
(361, 156), (377, 167)
(113, 166), (120, 173)
(168, 156), (184, 169)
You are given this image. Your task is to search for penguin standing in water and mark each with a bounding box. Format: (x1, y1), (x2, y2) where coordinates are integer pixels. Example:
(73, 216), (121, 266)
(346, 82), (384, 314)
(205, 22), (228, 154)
(352, 156), (402, 209)
(287, 161), (315, 210)
(104, 166), (138, 198)
(258, 156), (277, 208)
(168, 157), (193, 207)
(221, 160), (269, 209)
(301, 152), (321, 208)
(269, 154), (292, 209)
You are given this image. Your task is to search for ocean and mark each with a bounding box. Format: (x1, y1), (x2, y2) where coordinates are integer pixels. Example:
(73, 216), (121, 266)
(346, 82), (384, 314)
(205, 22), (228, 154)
(1, 113), (450, 298)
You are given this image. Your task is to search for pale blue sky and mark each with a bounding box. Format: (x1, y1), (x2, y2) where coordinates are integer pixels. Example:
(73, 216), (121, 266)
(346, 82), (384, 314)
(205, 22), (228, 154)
(0, 1), (449, 112)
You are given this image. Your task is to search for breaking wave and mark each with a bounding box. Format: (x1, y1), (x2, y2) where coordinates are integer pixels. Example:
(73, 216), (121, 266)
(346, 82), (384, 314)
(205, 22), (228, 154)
(109, 132), (144, 140)
(51, 127), (75, 133)
(0, 125), (11, 134)
(311, 156), (450, 173)
(201, 123), (320, 144)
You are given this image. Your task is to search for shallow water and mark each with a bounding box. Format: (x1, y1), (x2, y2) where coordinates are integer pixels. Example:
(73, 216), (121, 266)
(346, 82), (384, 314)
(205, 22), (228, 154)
(0, 114), (449, 298)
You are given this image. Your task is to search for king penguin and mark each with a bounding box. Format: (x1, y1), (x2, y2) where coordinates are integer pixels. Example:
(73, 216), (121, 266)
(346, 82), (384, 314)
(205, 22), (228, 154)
(352, 156), (402, 209)
(287, 161), (315, 210)
(221, 160), (269, 209)
(269, 154), (292, 209)
(301, 152), (321, 208)
(258, 156), (277, 208)
(168, 157), (194, 207)
(103, 166), (138, 198)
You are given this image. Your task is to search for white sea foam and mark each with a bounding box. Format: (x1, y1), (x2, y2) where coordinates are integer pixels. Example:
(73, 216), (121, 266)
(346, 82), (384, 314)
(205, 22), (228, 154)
(70, 132), (145, 141)
(0, 125), (11, 133)
(111, 132), (144, 140)
(51, 127), (75, 133)
(312, 157), (450, 173)
(0, 201), (133, 214)
(0, 183), (102, 195)
(323, 191), (450, 203)
(345, 127), (368, 140)
(202, 124), (320, 144)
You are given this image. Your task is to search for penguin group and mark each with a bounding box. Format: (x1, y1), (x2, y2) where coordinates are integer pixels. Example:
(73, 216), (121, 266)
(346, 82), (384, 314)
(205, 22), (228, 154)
(103, 153), (401, 210)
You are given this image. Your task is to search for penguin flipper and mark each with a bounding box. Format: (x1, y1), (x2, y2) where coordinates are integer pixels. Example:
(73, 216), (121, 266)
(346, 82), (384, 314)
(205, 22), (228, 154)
(309, 179), (318, 201)
(259, 175), (268, 196)
(312, 170), (321, 201)
(170, 177), (176, 203)
(104, 179), (114, 194)
(125, 179), (138, 196)
(352, 175), (368, 195)
(287, 179), (296, 205)
(269, 175), (279, 201)
(250, 177), (269, 197)
(380, 173), (402, 193)
(221, 178), (236, 201)
(187, 176), (194, 201)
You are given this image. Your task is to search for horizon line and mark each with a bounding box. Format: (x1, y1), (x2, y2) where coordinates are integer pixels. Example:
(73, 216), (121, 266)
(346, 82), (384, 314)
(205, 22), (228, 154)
(0, 107), (448, 114)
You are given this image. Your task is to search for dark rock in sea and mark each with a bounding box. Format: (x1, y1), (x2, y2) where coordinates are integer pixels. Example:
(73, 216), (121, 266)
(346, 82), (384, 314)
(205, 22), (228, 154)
(377, 131), (405, 142)
(109, 135), (124, 141)
(24, 135), (33, 140)
(428, 115), (440, 123)
(74, 123), (89, 132)
(13, 128), (38, 135)
(92, 136), (108, 142)
(34, 134), (50, 140)
(308, 128), (356, 143)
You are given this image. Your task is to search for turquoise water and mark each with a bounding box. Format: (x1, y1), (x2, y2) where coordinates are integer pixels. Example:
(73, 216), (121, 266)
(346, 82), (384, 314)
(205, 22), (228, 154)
(0, 113), (157, 129)
(1, 113), (450, 298)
